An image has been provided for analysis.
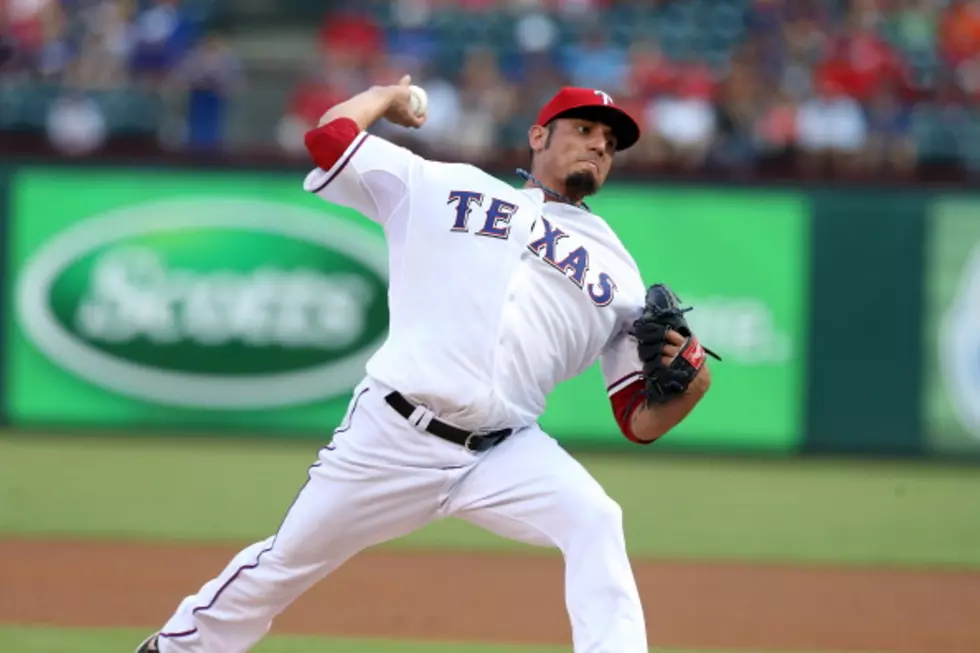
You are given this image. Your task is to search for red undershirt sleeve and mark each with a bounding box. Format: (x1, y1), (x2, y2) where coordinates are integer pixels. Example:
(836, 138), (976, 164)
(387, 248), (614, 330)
(601, 331), (653, 445)
(608, 376), (650, 444)
(301, 117), (423, 226)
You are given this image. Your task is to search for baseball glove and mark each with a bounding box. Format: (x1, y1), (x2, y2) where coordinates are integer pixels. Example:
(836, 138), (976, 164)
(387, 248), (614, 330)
(633, 283), (721, 404)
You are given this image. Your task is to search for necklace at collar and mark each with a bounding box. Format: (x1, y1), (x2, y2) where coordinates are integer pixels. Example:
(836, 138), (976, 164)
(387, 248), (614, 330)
(516, 168), (592, 213)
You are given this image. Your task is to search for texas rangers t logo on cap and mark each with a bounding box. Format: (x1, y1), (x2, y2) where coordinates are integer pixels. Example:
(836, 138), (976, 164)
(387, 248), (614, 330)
(534, 86), (641, 150)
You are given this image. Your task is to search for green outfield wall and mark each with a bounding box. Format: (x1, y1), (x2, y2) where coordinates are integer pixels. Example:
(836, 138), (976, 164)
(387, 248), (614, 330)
(0, 163), (977, 459)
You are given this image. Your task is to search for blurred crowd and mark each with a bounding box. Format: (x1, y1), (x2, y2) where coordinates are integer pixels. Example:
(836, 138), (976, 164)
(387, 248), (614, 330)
(0, 0), (241, 154)
(3, 0), (980, 177)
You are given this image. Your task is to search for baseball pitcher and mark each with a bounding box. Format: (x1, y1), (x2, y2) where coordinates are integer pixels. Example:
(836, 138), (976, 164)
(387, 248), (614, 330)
(136, 74), (717, 653)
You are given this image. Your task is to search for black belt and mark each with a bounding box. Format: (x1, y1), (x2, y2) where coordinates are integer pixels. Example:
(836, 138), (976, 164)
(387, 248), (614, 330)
(384, 391), (512, 452)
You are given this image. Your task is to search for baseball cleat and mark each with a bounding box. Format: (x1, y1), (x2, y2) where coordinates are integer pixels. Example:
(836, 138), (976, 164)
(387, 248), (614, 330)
(134, 633), (160, 652)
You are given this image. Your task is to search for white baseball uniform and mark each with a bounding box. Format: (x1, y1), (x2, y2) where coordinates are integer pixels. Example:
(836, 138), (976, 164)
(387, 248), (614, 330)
(154, 124), (653, 653)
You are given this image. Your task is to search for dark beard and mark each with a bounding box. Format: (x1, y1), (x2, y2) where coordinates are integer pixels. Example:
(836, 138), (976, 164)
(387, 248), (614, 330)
(564, 170), (598, 199)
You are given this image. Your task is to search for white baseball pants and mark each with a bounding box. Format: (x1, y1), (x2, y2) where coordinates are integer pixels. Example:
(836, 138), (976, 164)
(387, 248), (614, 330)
(155, 377), (647, 653)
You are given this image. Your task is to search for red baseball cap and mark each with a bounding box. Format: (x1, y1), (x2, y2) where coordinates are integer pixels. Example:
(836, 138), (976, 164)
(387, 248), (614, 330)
(536, 87), (641, 151)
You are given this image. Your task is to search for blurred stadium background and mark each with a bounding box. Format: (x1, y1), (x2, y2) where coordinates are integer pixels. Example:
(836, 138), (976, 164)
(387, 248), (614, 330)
(3, 0), (980, 176)
(2, 2), (980, 653)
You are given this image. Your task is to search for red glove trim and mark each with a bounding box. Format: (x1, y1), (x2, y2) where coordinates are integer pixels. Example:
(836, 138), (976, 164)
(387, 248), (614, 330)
(681, 335), (707, 370)
(304, 117), (363, 179)
(609, 378), (653, 445)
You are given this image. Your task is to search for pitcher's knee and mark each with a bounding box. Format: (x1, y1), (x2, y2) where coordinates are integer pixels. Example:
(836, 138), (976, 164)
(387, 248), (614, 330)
(566, 486), (624, 538)
(587, 491), (624, 529)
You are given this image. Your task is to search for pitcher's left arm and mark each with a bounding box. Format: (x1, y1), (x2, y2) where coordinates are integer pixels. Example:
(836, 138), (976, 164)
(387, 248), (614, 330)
(602, 284), (718, 444)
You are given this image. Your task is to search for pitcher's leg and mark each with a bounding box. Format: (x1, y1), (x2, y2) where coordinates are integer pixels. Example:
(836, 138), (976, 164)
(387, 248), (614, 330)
(156, 386), (456, 653)
(445, 429), (647, 653)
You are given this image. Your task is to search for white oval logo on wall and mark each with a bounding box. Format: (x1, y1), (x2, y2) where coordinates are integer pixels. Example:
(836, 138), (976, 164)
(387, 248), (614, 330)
(15, 198), (390, 410)
(939, 241), (980, 441)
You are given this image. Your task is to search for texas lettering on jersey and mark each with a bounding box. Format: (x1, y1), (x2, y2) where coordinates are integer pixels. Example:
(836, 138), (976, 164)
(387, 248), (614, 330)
(447, 190), (516, 239)
(447, 190), (617, 307)
(526, 215), (617, 306)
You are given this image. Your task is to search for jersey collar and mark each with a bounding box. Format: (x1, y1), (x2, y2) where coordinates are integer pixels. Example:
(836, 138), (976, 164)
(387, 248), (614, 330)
(516, 169), (592, 213)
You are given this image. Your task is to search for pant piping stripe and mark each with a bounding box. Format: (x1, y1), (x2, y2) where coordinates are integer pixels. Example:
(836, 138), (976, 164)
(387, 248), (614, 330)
(159, 460), (323, 640)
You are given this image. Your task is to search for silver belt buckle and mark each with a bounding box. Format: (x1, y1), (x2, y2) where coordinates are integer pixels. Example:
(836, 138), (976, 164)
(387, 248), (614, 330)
(462, 433), (479, 451)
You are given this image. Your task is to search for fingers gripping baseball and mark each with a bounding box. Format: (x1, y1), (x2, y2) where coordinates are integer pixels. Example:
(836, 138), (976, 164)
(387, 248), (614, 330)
(383, 75), (428, 130)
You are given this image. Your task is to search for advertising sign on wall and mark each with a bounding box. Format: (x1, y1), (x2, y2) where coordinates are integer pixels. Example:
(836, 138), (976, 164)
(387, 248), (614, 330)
(6, 169), (810, 452)
(5, 168), (389, 432)
(923, 197), (980, 455)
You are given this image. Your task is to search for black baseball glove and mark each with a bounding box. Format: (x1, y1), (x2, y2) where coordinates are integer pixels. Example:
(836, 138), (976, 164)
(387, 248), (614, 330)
(632, 283), (721, 404)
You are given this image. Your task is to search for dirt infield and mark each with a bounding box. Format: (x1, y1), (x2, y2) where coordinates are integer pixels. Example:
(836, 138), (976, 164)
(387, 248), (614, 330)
(2, 539), (980, 653)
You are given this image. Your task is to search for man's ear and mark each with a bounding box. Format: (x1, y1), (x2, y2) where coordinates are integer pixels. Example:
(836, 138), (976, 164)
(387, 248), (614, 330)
(528, 124), (549, 155)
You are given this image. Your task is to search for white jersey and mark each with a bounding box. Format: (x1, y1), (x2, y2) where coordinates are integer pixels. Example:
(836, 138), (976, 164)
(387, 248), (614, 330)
(304, 131), (647, 431)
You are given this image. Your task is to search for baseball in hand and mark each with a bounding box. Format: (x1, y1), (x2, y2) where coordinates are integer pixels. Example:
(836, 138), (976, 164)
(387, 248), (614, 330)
(408, 85), (428, 117)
